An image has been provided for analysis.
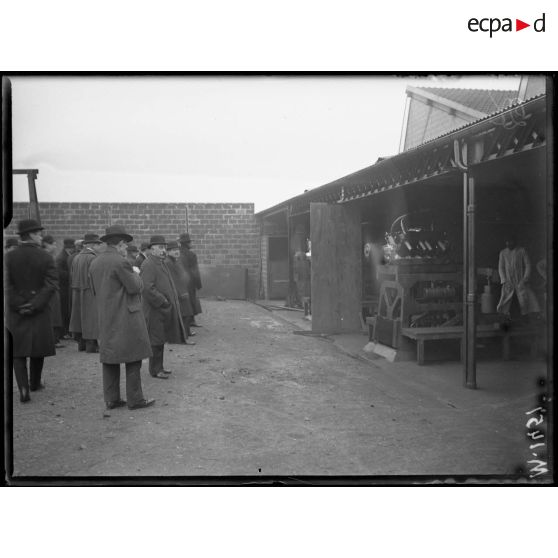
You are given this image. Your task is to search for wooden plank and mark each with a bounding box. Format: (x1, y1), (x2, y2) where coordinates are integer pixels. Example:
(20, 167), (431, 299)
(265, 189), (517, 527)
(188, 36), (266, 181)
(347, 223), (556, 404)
(310, 203), (362, 333)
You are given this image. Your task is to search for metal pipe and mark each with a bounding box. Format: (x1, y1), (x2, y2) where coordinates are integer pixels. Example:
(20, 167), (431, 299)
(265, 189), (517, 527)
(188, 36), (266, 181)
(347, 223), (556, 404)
(465, 174), (477, 389)
(454, 139), (477, 389)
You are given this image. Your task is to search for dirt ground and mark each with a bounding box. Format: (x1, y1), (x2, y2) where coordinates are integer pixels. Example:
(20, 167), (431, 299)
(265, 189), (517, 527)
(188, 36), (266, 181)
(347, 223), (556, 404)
(8, 299), (550, 480)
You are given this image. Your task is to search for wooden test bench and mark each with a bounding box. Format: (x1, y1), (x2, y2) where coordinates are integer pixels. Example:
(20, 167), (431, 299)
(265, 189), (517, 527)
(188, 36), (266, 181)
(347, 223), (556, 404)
(401, 324), (539, 365)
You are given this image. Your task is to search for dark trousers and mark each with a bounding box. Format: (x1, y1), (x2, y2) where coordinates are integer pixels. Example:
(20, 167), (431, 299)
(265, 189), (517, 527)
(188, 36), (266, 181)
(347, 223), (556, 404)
(74, 332), (86, 351)
(102, 361), (145, 407)
(85, 339), (98, 353)
(149, 344), (164, 375)
(183, 315), (193, 337)
(13, 357), (44, 393)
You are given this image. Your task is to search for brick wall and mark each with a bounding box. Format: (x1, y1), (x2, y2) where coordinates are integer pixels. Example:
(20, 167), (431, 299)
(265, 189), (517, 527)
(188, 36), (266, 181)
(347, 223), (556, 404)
(5, 202), (261, 298)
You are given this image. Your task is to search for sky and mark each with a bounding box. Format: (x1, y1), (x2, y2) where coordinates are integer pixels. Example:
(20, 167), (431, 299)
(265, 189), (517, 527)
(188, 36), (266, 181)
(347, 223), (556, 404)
(10, 74), (521, 213)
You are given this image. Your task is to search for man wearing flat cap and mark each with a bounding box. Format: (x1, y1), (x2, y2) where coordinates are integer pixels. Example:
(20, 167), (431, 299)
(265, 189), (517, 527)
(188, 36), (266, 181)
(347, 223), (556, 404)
(89, 225), (155, 410)
(5, 219), (58, 403)
(179, 232), (202, 327)
(55, 238), (75, 338)
(69, 233), (103, 352)
(141, 235), (186, 379)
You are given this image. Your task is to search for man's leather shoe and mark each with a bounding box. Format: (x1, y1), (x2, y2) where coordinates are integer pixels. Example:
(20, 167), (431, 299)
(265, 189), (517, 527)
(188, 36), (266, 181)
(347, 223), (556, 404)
(151, 372), (168, 379)
(30, 382), (45, 392)
(162, 369), (172, 374)
(128, 398), (155, 410)
(106, 399), (127, 410)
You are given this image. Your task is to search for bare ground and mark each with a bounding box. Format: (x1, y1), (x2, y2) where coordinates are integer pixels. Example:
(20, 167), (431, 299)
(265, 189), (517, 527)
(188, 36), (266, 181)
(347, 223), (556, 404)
(9, 299), (548, 480)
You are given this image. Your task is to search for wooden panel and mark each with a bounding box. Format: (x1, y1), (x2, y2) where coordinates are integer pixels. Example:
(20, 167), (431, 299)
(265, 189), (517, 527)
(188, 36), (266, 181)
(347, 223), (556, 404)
(269, 260), (288, 299)
(310, 203), (362, 333)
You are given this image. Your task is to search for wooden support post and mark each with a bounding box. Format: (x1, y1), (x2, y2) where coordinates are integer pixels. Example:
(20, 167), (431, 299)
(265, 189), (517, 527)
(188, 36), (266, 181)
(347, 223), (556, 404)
(13, 169), (40, 224)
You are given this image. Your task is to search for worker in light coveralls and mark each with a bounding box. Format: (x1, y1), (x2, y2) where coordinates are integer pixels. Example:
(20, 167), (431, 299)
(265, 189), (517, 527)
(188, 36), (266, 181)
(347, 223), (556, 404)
(496, 235), (540, 319)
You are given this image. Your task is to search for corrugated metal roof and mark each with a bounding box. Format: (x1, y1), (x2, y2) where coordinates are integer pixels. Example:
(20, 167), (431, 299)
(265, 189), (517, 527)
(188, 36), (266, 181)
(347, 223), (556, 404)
(256, 93), (546, 217)
(405, 92), (546, 153)
(417, 87), (518, 115)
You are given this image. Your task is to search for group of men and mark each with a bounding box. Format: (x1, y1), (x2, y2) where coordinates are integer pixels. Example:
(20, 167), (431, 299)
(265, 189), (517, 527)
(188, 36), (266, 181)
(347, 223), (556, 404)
(5, 219), (202, 410)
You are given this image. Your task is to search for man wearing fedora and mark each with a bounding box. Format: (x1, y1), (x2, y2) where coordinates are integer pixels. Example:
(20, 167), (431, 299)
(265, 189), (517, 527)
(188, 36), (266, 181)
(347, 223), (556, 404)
(69, 233), (103, 353)
(89, 225), (155, 410)
(141, 235), (186, 379)
(5, 219), (58, 402)
(178, 232), (202, 327)
(55, 237), (75, 339)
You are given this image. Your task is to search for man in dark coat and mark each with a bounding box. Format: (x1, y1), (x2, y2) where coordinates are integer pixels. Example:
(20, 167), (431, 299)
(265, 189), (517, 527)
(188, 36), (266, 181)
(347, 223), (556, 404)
(70, 233), (103, 352)
(166, 240), (195, 344)
(42, 235), (65, 347)
(67, 239), (83, 326)
(135, 242), (149, 269)
(55, 238), (75, 338)
(178, 232), (202, 326)
(5, 236), (19, 251)
(5, 219), (58, 403)
(89, 225), (155, 410)
(126, 244), (139, 267)
(141, 235), (186, 379)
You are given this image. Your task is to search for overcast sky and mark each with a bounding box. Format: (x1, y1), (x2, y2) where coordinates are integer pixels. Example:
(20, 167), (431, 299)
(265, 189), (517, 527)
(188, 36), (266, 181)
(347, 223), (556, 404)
(10, 75), (521, 212)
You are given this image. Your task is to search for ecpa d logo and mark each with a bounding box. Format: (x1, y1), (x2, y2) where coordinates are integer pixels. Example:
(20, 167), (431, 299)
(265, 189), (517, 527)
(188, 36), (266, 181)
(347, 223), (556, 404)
(468, 13), (545, 37)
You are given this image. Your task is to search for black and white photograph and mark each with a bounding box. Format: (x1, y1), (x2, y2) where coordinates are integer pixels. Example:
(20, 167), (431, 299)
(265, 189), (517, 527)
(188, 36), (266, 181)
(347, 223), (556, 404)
(3, 73), (553, 483)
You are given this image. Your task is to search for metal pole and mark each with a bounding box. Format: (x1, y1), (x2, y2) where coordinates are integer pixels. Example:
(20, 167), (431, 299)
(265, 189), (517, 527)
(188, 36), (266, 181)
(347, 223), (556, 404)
(455, 139), (477, 389)
(464, 173), (477, 389)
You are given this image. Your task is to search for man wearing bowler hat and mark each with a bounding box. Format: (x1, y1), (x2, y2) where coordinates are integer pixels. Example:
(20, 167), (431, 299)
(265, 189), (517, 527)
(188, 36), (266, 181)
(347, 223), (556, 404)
(141, 235), (186, 379)
(5, 219), (58, 402)
(69, 233), (103, 352)
(178, 232), (202, 327)
(89, 225), (155, 410)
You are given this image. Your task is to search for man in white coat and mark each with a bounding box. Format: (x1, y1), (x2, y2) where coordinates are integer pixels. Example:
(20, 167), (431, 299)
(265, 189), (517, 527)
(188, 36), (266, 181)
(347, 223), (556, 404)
(496, 235), (540, 319)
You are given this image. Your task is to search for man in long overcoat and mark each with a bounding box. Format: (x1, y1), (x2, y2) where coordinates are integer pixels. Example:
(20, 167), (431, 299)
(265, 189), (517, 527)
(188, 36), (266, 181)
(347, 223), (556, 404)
(67, 239), (83, 327)
(55, 238), (75, 338)
(166, 240), (195, 343)
(141, 235), (186, 379)
(42, 235), (64, 347)
(5, 219), (58, 403)
(89, 225), (155, 410)
(178, 232), (202, 326)
(69, 233), (102, 352)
